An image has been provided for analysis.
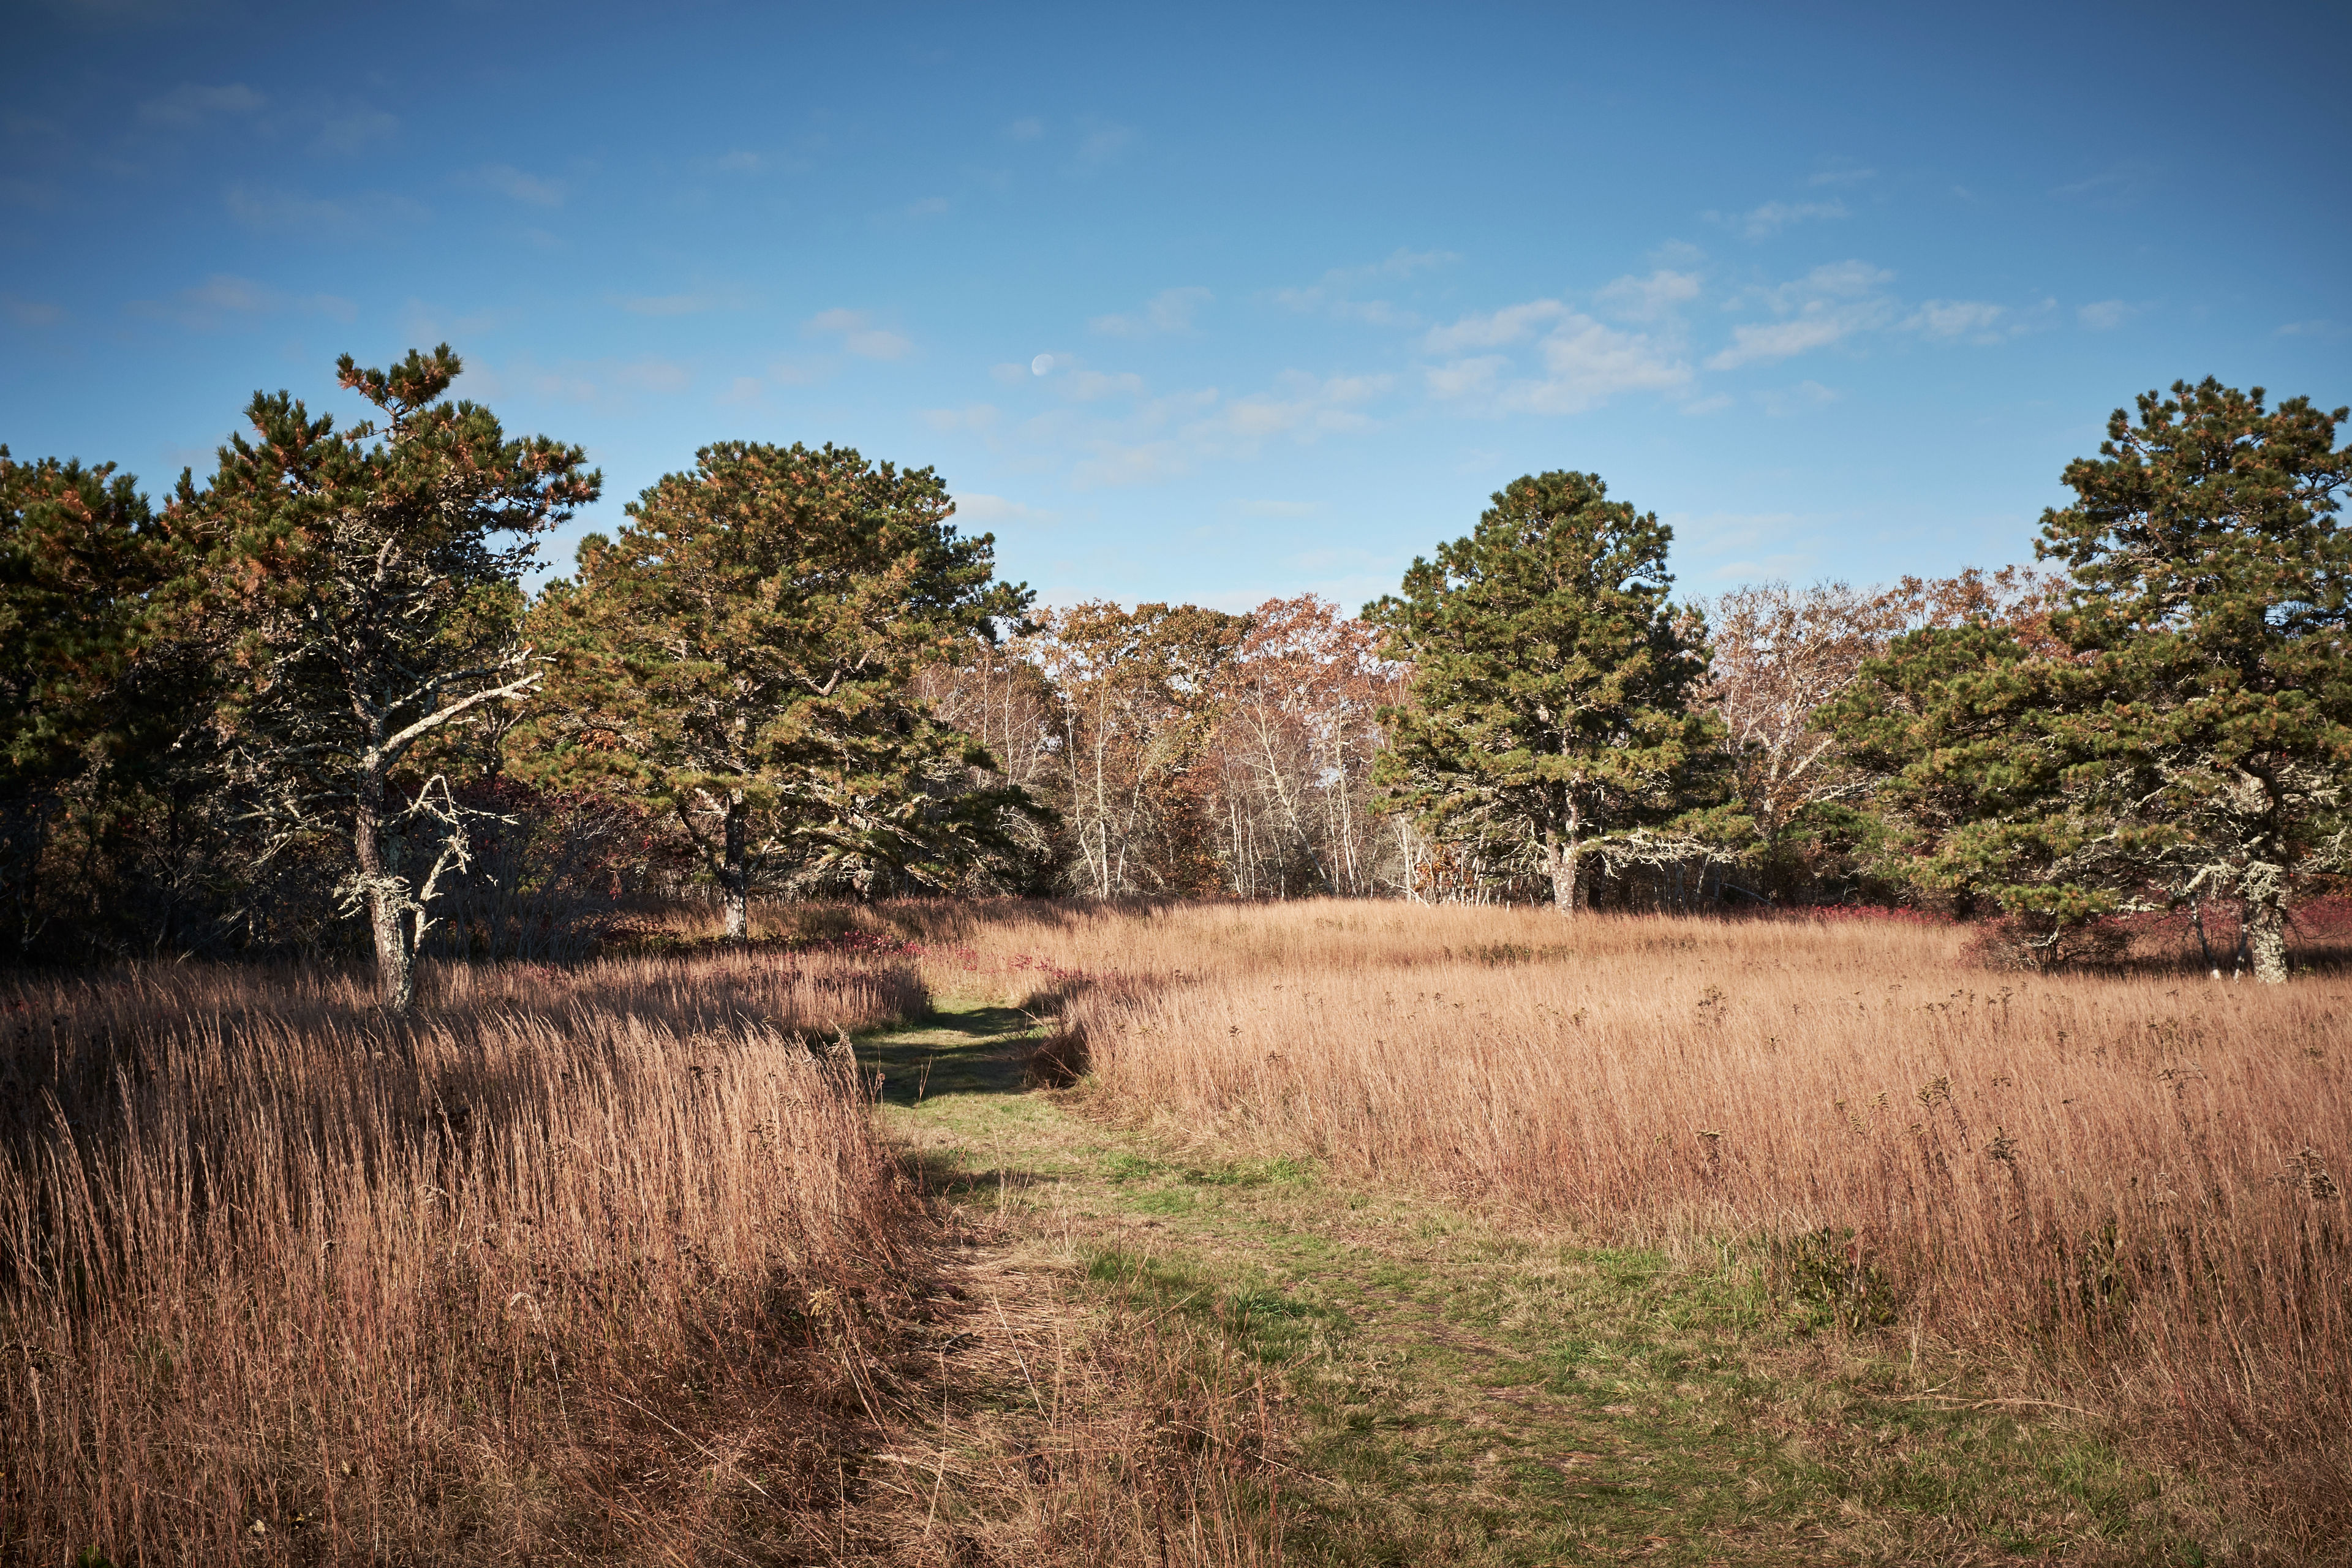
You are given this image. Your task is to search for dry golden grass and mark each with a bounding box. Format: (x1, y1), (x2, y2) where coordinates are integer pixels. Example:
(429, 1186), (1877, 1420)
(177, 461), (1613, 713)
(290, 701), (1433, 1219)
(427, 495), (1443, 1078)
(0, 949), (927, 1565)
(893, 899), (2351, 1545)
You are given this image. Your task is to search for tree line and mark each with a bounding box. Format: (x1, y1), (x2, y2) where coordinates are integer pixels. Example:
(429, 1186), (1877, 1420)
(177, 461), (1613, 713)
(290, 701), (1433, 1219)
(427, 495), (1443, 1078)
(4, 347), (2345, 1004)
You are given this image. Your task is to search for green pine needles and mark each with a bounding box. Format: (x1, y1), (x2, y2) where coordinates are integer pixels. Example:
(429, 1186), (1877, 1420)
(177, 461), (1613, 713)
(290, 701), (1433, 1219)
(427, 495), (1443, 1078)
(1830, 379), (2352, 979)
(517, 442), (1042, 932)
(1365, 470), (1719, 913)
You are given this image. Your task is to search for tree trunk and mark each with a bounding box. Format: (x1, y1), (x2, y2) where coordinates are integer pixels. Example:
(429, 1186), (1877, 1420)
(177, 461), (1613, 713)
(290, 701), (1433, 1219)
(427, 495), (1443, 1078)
(355, 764), (417, 1014)
(2, 801), (48, 959)
(2245, 892), (2289, 984)
(1545, 826), (1580, 914)
(721, 790), (749, 940)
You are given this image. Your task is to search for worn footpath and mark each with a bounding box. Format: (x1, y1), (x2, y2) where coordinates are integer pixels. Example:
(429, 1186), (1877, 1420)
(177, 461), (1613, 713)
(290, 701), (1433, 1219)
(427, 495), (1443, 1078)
(842, 1000), (2218, 1567)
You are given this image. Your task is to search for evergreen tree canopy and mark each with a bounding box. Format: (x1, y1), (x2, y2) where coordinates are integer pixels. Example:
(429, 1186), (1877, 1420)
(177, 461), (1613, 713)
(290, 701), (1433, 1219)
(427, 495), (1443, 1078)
(0, 449), (182, 952)
(1, 450), (168, 793)
(171, 345), (598, 1009)
(1365, 470), (1716, 911)
(1830, 379), (2352, 979)
(521, 442), (1036, 929)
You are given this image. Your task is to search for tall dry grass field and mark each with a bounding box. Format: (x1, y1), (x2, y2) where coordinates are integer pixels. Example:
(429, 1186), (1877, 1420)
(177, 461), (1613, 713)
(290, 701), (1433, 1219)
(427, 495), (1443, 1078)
(914, 899), (2350, 1538)
(1, 950), (925, 1564)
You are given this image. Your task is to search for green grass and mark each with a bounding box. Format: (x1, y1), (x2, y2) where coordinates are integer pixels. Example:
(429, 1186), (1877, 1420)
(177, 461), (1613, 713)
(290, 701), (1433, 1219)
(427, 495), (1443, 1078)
(872, 998), (2222, 1565)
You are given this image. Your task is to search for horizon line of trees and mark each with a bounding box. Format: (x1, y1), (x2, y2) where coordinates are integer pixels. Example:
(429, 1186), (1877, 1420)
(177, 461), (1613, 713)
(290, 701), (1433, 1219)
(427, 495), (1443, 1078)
(4, 349), (2346, 1004)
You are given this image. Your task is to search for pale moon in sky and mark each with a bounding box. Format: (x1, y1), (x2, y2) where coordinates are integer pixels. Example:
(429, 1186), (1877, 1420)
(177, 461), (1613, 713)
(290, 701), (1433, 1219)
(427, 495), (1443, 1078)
(1031, 354), (1054, 375)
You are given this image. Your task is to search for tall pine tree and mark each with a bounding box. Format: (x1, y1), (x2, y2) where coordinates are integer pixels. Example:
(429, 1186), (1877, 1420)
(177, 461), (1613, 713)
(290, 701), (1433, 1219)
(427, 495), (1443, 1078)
(1366, 471), (1716, 911)
(0, 450), (181, 955)
(519, 442), (1036, 932)
(1830, 380), (2352, 979)
(173, 347), (597, 1011)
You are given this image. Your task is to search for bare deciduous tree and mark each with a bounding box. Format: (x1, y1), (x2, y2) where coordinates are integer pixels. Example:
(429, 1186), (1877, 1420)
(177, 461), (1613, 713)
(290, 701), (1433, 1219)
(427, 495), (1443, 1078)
(1705, 582), (1904, 882)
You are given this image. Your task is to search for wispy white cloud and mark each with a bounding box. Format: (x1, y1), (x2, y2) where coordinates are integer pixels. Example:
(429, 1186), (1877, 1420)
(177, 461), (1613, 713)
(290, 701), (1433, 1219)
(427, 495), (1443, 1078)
(1091, 286), (1212, 337)
(921, 404), (1002, 433)
(1011, 356), (1145, 400)
(1069, 440), (1188, 488)
(496, 355), (692, 410)
(1708, 198), (1846, 239)
(605, 360), (690, 395)
(1069, 368), (1148, 401)
(1594, 268), (1702, 322)
(1005, 116), (1044, 141)
(1208, 372), (1390, 444)
(2276, 318), (2344, 340)
(1426, 306), (1690, 414)
(1765, 269), (1870, 319)
(137, 83), (263, 127)
(2051, 162), (2158, 208)
(1904, 298), (2007, 340)
(399, 298), (501, 345)
(1708, 261), (1895, 368)
(1004, 365), (1395, 491)
(1425, 355), (1507, 402)
(3, 296), (64, 328)
(710, 149), (766, 173)
(2078, 298), (2139, 330)
(472, 163), (565, 207)
(1808, 162), (1876, 187)
(956, 491), (1058, 526)
(1275, 248), (1457, 323)
(1668, 509), (1825, 582)
(1422, 299), (1567, 355)
(1710, 315), (1860, 368)
(314, 107), (396, 155)
(804, 307), (912, 360)
(226, 184), (432, 239)
(1515, 316), (1691, 412)
(1760, 380), (1839, 417)
(1074, 119), (1133, 170)
(127, 272), (355, 330)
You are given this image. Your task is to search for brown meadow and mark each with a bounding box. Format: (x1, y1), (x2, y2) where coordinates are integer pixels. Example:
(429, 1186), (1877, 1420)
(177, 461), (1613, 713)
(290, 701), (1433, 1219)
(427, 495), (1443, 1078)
(7, 896), (2348, 1560)
(0, 949), (926, 1564)
(891, 899), (2352, 1541)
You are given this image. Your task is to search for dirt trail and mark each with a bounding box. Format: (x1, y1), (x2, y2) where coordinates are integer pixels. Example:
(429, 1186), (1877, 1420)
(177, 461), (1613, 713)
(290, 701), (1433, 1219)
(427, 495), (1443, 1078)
(845, 1000), (2203, 1567)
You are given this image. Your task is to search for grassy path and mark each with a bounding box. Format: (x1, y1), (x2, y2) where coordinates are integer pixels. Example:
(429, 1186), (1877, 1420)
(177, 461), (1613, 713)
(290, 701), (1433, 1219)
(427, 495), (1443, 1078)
(856, 1000), (2207, 1567)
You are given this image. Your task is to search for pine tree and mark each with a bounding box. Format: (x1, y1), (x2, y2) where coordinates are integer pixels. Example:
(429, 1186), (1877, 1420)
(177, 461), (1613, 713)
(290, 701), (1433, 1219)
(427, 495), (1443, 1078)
(0, 450), (179, 953)
(519, 442), (1036, 932)
(172, 347), (597, 1011)
(1830, 380), (2352, 979)
(1365, 470), (1717, 911)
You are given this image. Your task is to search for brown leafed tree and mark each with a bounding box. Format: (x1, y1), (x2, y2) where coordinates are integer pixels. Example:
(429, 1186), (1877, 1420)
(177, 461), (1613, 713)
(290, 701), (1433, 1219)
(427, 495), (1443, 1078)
(1204, 595), (1403, 897)
(1704, 582), (1906, 887)
(1703, 570), (2062, 899)
(1024, 601), (1247, 895)
(1877, 564), (2066, 650)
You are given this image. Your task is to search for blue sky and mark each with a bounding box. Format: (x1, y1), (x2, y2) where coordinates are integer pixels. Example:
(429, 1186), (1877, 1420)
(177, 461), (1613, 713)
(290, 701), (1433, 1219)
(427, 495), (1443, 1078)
(5, 0), (2347, 612)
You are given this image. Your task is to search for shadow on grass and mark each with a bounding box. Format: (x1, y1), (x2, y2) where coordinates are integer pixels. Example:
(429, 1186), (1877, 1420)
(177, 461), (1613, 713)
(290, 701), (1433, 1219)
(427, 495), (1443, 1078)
(858, 1003), (1039, 1106)
(897, 1147), (1060, 1206)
